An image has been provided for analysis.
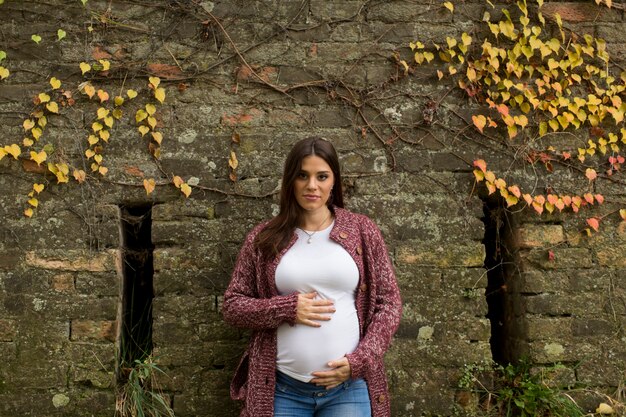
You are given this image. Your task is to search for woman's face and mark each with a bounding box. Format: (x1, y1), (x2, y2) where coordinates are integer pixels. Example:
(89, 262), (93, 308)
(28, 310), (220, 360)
(293, 155), (334, 213)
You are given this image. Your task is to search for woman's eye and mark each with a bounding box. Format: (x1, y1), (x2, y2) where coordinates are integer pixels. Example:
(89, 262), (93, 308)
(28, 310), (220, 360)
(297, 173), (307, 179)
(318, 175), (328, 180)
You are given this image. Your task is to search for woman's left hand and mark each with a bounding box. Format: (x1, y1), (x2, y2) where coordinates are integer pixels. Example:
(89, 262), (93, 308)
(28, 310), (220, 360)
(310, 357), (351, 389)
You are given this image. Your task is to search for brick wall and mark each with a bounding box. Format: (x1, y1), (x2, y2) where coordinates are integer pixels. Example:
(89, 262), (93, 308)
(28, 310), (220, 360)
(0, 1), (624, 416)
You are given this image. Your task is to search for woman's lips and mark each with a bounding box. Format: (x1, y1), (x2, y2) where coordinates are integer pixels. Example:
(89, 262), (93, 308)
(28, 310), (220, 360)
(303, 195), (320, 201)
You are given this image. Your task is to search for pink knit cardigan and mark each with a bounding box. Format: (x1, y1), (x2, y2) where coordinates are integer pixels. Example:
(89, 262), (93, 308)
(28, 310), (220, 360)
(222, 207), (402, 417)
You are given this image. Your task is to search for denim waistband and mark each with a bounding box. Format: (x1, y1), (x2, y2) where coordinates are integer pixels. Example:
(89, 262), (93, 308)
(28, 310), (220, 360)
(276, 371), (355, 397)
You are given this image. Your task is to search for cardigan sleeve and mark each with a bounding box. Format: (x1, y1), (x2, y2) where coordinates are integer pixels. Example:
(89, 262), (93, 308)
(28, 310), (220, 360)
(345, 217), (402, 379)
(222, 226), (299, 330)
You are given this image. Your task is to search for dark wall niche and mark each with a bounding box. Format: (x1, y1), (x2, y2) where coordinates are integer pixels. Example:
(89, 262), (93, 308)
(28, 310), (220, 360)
(117, 204), (155, 378)
(481, 196), (528, 365)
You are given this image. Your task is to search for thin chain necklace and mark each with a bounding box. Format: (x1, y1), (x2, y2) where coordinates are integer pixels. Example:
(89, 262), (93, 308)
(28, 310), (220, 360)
(300, 211), (331, 244)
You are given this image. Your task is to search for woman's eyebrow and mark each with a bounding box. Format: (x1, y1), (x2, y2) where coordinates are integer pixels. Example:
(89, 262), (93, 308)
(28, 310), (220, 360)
(298, 170), (331, 174)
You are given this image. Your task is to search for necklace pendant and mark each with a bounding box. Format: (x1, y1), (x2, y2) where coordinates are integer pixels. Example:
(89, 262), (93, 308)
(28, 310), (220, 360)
(307, 237), (312, 244)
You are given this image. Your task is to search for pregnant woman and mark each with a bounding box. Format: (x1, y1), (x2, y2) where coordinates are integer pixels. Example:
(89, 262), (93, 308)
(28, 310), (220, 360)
(222, 137), (401, 417)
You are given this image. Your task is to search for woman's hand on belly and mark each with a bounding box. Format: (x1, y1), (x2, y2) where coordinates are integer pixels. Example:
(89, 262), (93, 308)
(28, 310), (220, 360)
(309, 356), (351, 389)
(296, 292), (335, 327)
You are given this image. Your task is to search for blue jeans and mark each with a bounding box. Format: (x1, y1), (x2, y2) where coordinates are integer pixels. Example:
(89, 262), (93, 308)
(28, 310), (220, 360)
(274, 371), (372, 417)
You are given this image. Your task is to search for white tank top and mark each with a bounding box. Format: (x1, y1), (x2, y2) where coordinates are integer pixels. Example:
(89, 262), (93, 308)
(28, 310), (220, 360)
(275, 221), (360, 382)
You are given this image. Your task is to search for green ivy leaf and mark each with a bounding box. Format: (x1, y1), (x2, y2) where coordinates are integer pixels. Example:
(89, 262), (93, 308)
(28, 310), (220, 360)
(0, 51), (6, 62)
(57, 29), (66, 41)
(31, 34), (42, 44)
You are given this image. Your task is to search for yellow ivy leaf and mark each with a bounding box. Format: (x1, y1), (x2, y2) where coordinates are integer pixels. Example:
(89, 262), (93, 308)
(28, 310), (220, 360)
(90, 162), (99, 172)
(154, 87), (166, 104)
(94, 154), (103, 164)
(126, 89), (138, 99)
(99, 130), (110, 142)
(505, 194), (518, 207)
(73, 169), (86, 183)
(472, 115), (487, 133)
(172, 175), (184, 188)
(114, 96), (124, 106)
(84, 84), (95, 98)
(228, 150), (239, 169)
(461, 32), (472, 46)
(97, 89), (109, 102)
(92, 122), (103, 132)
(23, 119), (35, 131)
(33, 183), (44, 193)
(30, 150), (47, 165)
(80, 62), (91, 74)
(423, 52), (434, 63)
(4, 143), (21, 159)
(97, 107), (109, 119)
(149, 76), (161, 88)
(98, 166), (108, 176)
(46, 101), (59, 113)
(437, 70), (444, 80)
(23, 138), (34, 147)
(151, 131), (163, 144)
(138, 125), (150, 136)
(143, 178), (156, 195)
(0, 66), (9, 79)
(88, 135), (99, 145)
(47, 78), (62, 91)
(98, 59), (110, 71)
(443, 1), (454, 12)
(24, 208), (34, 218)
(28, 198), (38, 207)
(473, 169), (485, 181)
(85, 149), (95, 159)
(619, 209), (626, 221)
(507, 124), (518, 139)
(104, 116), (114, 128)
(112, 108), (123, 120)
(147, 116), (157, 129)
(180, 183), (192, 198)
(145, 103), (157, 115)
(38, 93), (50, 103)
(38, 116), (47, 128)
(136, 109), (148, 123)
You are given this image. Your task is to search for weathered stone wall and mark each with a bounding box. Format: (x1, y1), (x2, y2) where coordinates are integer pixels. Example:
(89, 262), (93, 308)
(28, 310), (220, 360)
(0, 1), (624, 416)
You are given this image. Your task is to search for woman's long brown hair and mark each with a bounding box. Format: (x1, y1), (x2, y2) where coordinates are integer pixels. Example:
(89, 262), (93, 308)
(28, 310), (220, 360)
(254, 137), (344, 259)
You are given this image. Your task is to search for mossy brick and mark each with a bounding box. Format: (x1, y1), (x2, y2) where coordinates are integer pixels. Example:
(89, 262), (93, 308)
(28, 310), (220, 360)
(443, 268), (488, 290)
(572, 318), (616, 337)
(596, 243), (626, 267)
(24, 249), (118, 272)
(526, 316), (573, 341)
(154, 270), (229, 295)
(521, 247), (593, 269)
(153, 294), (213, 322)
(568, 268), (613, 292)
(0, 319), (16, 342)
(153, 319), (200, 346)
(525, 293), (606, 316)
(2, 270), (50, 294)
(521, 270), (569, 293)
(153, 247), (221, 271)
(50, 273), (76, 293)
(310, 1), (363, 20)
(173, 392), (242, 417)
(70, 320), (117, 343)
(396, 241), (485, 268)
(366, 1), (452, 23)
(0, 250), (20, 270)
(74, 272), (118, 296)
(402, 294), (487, 320)
(576, 347), (626, 386)
(518, 224), (565, 248)
(70, 367), (113, 389)
(395, 269), (442, 294)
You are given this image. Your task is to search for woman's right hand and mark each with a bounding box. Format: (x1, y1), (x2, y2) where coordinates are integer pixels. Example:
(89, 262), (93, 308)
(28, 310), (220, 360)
(296, 292), (335, 327)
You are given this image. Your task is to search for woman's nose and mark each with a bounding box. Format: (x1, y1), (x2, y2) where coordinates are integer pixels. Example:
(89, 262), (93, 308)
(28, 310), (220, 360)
(306, 178), (317, 189)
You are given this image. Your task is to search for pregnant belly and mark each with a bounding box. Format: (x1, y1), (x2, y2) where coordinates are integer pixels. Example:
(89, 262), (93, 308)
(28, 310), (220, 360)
(276, 305), (360, 381)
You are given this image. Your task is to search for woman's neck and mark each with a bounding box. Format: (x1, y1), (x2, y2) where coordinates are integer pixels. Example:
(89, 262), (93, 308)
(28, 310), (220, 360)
(298, 206), (333, 231)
